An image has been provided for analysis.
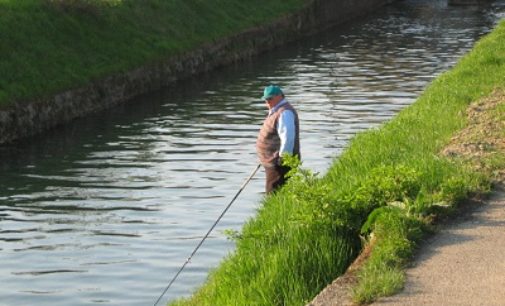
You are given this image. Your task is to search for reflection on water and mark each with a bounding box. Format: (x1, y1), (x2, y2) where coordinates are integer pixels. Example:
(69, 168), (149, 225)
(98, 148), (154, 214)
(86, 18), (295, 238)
(1, 0), (504, 305)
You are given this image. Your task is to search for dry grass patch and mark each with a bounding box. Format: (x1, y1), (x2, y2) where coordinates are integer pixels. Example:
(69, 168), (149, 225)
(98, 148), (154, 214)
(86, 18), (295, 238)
(442, 89), (505, 184)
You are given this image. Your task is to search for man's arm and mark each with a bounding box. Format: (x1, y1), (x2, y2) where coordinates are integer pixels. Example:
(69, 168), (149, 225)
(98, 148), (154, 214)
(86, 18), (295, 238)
(277, 110), (296, 157)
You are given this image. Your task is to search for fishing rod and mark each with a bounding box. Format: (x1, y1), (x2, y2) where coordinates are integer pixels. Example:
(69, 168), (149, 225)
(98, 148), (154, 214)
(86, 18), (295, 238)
(154, 163), (262, 306)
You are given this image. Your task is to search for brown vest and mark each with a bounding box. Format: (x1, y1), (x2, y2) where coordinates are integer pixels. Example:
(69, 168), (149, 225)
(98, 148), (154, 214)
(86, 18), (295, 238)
(256, 102), (300, 168)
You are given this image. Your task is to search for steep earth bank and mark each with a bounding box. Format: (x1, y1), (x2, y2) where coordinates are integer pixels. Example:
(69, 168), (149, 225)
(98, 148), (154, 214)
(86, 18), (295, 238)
(0, 0), (395, 144)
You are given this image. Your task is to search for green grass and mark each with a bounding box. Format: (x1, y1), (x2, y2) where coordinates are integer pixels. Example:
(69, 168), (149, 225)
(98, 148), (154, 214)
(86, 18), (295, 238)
(170, 20), (505, 306)
(0, 0), (306, 107)
(350, 19), (505, 303)
(171, 168), (361, 305)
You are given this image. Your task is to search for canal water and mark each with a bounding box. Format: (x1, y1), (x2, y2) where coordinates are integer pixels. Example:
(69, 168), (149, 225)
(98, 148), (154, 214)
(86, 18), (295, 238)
(1, 0), (504, 305)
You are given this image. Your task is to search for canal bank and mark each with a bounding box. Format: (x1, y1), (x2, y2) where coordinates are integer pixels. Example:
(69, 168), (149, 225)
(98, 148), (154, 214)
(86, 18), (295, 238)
(310, 20), (505, 306)
(309, 89), (505, 306)
(171, 15), (505, 306)
(0, 0), (395, 144)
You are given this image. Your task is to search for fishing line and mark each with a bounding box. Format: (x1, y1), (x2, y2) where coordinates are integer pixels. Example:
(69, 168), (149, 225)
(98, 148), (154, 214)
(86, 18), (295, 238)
(154, 163), (262, 306)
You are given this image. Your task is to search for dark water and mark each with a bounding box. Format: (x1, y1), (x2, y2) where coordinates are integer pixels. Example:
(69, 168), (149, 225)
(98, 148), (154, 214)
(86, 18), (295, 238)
(1, 0), (504, 305)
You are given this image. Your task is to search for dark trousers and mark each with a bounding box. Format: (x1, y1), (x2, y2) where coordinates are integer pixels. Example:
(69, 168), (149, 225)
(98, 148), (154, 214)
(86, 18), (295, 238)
(264, 165), (291, 193)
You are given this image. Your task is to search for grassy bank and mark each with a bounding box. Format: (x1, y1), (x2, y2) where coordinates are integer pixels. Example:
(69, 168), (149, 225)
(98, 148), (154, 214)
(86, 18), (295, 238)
(349, 19), (505, 303)
(170, 20), (505, 306)
(0, 0), (305, 107)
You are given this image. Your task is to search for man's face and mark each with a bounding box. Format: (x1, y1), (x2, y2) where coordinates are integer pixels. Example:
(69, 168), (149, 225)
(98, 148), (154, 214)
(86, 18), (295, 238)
(264, 95), (282, 109)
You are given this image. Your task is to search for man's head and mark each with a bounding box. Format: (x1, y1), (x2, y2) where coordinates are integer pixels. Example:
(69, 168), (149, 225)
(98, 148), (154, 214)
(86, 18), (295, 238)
(261, 85), (284, 109)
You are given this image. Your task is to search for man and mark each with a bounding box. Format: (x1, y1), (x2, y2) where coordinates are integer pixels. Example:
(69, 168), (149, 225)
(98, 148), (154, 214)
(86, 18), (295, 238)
(256, 85), (300, 193)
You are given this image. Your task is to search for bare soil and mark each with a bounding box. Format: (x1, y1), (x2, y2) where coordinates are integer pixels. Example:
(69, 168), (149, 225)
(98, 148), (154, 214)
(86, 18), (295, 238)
(442, 89), (505, 184)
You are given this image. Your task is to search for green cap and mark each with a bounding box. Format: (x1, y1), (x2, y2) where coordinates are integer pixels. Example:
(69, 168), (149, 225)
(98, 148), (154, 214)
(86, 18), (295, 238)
(261, 85), (283, 100)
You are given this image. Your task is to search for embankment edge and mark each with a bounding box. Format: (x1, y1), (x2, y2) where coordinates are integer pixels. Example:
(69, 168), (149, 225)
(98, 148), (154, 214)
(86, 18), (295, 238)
(0, 0), (395, 144)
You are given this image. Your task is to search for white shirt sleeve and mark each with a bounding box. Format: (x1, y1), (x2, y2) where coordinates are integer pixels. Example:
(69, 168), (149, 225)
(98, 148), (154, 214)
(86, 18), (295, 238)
(277, 110), (296, 155)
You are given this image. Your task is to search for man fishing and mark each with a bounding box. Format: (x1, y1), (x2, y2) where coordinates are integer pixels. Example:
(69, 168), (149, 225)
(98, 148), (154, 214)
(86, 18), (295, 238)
(256, 85), (301, 193)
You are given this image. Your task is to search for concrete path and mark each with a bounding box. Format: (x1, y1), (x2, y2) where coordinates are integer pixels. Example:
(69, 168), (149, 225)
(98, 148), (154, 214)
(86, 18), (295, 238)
(373, 187), (505, 306)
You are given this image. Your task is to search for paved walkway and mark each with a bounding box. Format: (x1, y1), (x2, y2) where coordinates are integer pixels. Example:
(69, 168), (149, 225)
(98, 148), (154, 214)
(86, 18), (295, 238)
(372, 187), (505, 306)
